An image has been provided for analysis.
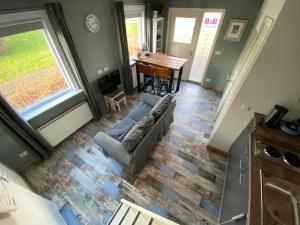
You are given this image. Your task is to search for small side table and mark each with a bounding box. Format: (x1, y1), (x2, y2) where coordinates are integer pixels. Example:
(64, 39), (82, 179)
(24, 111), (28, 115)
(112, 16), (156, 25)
(113, 93), (127, 112)
(103, 88), (127, 112)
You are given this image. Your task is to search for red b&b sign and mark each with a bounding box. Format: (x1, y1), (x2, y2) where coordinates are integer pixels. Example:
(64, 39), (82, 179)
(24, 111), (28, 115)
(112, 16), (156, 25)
(204, 18), (218, 25)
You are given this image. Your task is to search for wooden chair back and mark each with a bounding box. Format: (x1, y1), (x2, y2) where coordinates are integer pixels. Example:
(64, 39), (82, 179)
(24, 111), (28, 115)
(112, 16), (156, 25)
(137, 63), (154, 76)
(155, 66), (170, 79)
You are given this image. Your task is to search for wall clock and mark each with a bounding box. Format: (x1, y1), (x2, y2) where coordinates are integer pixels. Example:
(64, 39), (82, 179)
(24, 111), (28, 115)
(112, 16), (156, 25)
(85, 14), (100, 33)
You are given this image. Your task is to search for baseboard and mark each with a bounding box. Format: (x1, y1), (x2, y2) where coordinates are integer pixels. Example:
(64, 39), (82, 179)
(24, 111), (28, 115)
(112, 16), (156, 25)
(205, 87), (223, 94)
(181, 80), (224, 94)
(206, 145), (227, 158)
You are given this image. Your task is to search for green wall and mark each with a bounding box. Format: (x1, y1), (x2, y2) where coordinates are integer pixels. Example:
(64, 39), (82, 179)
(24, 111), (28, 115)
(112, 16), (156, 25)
(152, 0), (264, 91)
(0, 0), (122, 169)
(0, 122), (38, 171)
(0, 0), (122, 111)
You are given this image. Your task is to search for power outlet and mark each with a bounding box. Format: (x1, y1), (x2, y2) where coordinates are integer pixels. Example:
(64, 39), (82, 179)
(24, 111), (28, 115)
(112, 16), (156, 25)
(97, 69), (103, 75)
(104, 66), (110, 72)
(205, 78), (212, 83)
(214, 50), (222, 55)
(19, 151), (29, 158)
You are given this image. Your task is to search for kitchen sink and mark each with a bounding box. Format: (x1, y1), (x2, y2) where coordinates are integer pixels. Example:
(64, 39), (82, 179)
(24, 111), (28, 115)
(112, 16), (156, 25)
(261, 173), (300, 225)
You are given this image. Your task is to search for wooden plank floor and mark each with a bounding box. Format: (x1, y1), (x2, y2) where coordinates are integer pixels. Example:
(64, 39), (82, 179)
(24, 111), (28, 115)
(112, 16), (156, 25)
(24, 82), (226, 225)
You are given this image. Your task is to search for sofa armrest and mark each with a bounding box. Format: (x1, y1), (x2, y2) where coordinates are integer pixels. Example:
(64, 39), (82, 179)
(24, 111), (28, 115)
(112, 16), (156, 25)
(140, 93), (161, 106)
(93, 132), (131, 166)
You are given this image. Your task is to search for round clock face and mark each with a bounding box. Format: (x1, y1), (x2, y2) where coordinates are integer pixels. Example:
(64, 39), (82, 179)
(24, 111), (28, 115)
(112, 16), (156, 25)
(85, 14), (100, 33)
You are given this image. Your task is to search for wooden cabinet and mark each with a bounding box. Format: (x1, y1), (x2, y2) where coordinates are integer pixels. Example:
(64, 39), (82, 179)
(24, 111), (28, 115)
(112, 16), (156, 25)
(219, 122), (253, 224)
(152, 17), (164, 53)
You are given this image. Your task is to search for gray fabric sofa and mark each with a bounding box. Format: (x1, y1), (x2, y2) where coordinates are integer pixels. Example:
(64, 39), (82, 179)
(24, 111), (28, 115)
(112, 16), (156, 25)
(93, 93), (176, 175)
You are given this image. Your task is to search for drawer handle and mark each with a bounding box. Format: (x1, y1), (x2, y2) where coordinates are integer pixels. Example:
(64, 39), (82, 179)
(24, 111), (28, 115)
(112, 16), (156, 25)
(239, 173), (245, 186)
(239, 159), (245, 171)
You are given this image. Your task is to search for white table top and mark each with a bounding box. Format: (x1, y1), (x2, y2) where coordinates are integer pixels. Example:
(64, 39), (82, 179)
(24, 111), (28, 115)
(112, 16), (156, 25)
(0, 180), (66, 225)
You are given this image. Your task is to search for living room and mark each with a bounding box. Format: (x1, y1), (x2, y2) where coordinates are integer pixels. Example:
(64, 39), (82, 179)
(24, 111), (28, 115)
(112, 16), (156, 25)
(1, 0), (300, 225)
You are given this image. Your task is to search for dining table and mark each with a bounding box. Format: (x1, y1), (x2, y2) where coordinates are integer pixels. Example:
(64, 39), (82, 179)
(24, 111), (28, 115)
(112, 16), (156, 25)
(134, 53), (188, 93)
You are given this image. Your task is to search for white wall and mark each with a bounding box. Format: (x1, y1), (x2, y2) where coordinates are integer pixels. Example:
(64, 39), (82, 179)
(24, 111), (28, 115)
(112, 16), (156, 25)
(209, 0), (300, 151)
(0, 162), (29, 189)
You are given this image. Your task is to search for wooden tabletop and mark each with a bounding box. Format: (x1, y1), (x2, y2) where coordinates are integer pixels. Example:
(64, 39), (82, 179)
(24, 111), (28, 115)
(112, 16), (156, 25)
(135, 53), (188, 71)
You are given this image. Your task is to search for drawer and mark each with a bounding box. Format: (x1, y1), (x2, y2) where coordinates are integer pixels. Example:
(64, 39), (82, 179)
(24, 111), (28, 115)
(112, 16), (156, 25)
(220, 169), (249, 223)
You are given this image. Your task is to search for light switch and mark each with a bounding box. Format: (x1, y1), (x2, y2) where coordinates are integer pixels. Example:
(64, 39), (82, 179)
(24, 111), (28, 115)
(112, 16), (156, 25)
(241, 104), (252, 111)
(214, 50), (222, 55)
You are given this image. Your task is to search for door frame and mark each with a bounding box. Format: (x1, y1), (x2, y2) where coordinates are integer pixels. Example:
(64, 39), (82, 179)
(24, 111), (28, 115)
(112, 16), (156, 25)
(165, 8), (226, 83)
(208, 15), (275, 145)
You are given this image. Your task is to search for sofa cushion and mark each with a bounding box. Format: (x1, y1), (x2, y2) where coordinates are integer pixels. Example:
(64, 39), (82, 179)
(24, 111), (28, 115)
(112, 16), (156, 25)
(122, 123), (144, 152)
(150, 94), (173, 119)
(128, 101), (152, 122)
(137, 115), (155, 135)
(93, 132), (131, 166)
(140, 93), (161, 106)
(104, 118), (136, 141)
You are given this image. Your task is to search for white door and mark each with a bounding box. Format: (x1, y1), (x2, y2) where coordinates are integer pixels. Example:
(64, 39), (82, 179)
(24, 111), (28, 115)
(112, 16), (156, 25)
(216, 15), (274, 117)
(166, 8), (204, 80)
(189, 12), (224, 83)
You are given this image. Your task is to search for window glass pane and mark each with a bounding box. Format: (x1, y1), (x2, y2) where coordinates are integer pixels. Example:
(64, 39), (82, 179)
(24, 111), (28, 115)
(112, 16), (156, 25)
(0, 29), (70, 112)
(173, 17), (196, 44)
(125, 17), (142, 57)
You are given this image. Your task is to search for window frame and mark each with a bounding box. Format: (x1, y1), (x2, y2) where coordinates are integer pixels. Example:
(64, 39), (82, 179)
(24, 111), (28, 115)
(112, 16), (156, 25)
(173, 17), (197, 44)
(0, 10), (82, 119)
(124, 5), (146, 59)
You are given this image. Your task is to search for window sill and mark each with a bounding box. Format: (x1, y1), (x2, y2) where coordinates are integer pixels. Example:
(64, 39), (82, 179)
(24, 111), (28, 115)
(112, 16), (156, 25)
(22, 89), (84, 122)
(129, 55), (138, 67)
(129, 60), (136, 67)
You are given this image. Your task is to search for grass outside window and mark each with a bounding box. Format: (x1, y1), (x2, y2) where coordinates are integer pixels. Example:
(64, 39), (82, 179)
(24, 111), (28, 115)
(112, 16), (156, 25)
(0, 29), (69, 111)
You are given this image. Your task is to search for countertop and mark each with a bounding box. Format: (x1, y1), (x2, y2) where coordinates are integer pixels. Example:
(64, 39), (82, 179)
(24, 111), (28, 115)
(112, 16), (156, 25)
(248, 113), (300, 225)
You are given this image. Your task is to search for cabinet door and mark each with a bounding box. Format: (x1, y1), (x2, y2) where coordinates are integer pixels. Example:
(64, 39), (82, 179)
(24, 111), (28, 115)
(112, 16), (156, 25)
(220, 123), (252, 223)
(220, 219), (247, 225)
(220, 169), (249, 223)
(225, 127), (249, 184)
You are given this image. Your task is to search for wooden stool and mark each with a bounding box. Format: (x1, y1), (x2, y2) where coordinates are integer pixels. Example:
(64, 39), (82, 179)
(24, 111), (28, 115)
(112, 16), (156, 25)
(113, 93), (127, 112)
(154, 66), (174, 96)
(103, 88), (127, 112)
(137, 62), (156, 94)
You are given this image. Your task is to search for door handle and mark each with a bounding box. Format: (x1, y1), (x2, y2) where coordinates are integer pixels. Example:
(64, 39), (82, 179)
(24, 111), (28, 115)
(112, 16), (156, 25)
(226, 73), (235, 82)
(239, 173), (245, 186)
(226, 73), (231, 81)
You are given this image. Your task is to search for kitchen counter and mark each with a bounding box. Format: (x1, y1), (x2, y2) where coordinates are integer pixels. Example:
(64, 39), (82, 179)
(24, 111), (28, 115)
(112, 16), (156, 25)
(248, 113), (300, 224)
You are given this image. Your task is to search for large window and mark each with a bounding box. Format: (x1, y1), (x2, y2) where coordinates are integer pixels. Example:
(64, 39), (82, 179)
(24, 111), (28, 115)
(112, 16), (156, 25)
(0, 10), (80, 118)
(173, 17), (196, 44)
(124, 5), (145, 59)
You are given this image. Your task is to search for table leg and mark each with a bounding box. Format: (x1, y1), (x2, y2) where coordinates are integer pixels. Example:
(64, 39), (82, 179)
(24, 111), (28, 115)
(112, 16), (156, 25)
(176, 66), (183, 92)
(136, 63), (141, 92)
(168, 70), (175, 93)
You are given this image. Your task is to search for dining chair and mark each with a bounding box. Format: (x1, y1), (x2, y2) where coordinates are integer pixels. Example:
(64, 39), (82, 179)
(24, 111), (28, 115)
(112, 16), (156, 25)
(154, 66), (174, 96)
(137, 62), (156, 94)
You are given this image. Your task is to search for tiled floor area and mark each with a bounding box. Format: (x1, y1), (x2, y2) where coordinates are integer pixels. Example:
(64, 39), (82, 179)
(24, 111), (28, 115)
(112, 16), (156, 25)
(24, 82), (226, 225)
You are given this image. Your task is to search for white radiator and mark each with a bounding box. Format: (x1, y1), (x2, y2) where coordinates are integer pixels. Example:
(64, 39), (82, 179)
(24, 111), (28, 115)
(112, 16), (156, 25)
(38, 102), (93, 147)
